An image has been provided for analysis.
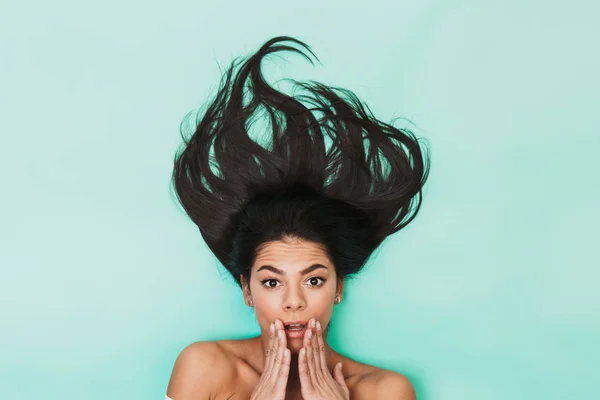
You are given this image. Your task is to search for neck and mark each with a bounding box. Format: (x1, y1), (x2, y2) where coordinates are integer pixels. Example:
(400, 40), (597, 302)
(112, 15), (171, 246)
(286, 353), (302, 392)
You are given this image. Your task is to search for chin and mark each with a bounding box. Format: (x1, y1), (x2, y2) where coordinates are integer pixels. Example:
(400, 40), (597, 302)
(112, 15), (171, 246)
(286, 339), (304, 352)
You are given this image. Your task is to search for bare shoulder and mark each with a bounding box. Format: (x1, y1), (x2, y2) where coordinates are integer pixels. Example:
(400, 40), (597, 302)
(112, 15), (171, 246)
(166, 341), (235, 400)
(372, 369), (416, 399)
(351, 364), (416, 400)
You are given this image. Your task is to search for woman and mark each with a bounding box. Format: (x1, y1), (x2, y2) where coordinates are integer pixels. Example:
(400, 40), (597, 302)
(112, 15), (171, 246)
(166, 36), (430, 400)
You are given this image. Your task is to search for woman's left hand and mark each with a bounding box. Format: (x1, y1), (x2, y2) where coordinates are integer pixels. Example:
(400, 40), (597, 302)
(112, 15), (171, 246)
(298, 318), (350, 400)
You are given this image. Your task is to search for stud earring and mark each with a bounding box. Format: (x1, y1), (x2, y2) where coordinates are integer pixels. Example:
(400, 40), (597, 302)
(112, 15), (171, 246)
(334, 296), (341, 304)
(248, 299), (253, 307)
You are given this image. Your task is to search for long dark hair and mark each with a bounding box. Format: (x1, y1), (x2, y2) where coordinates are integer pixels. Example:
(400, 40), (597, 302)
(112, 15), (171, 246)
(171, 36), (431, 287)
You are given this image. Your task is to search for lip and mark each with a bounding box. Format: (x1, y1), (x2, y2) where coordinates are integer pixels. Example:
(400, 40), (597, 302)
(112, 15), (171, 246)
(284, 320), (308, 327)
(284, 325), (307, 339)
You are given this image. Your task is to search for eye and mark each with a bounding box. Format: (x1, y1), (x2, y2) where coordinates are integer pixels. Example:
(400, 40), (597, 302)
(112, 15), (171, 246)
(307, 277), (326, 287)
(261, 279), (281, 289)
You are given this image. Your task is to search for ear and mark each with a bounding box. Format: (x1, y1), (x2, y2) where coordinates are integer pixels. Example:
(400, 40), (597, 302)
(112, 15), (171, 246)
(240, 274), (251, 302)
(336, 277), (345, 300)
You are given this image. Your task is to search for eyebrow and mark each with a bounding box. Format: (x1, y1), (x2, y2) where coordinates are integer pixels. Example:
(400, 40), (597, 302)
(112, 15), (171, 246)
(256, 263), (328, 275)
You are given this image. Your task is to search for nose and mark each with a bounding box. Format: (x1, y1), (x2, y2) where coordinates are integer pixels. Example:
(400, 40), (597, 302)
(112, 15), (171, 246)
(283, 285), (306, 311)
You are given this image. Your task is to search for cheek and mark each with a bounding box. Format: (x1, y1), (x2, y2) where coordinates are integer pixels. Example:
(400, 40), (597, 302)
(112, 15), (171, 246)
(251, 292), (279, 325)
(314, 292), (334, 307)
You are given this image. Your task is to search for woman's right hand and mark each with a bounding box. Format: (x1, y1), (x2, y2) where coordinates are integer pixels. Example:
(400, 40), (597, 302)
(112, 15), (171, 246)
(249, 319), (290, 400)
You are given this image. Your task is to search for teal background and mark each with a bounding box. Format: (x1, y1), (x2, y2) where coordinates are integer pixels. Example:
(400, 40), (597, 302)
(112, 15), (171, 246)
(1, 1), (598, 399)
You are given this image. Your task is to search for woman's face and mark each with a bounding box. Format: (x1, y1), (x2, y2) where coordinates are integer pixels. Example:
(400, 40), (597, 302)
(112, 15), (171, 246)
(242, 237), (343, 353)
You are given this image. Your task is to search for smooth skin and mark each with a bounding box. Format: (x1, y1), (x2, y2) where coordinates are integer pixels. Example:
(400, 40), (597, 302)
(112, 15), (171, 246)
(166, 237), (416, 399)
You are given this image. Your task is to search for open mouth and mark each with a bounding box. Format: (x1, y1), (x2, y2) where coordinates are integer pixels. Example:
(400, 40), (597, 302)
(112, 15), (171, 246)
(284, 323), (307, 339)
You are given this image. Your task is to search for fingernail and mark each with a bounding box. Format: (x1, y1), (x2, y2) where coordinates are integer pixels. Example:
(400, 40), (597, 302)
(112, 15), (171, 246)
(311, 319), (316, 328)
(270, 323), (274, 334)
(316, 321), (321, 331)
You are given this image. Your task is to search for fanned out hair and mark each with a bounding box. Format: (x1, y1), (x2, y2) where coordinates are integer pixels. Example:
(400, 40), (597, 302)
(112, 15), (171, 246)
(172, 36), (431, 287)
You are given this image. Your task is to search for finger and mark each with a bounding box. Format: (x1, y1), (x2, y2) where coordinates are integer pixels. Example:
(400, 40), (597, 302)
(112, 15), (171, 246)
(269, 320), (286, 383)
(274, 348), (291, 394)
(316, 320), (328, 375)
(333, 362), (349, 394)
(263, 322), (276, 370)
(310, 319), (323, 374)
(266, 320), (282, 377)
(298, 347), (313, 393)
(304, 325), (318, 385)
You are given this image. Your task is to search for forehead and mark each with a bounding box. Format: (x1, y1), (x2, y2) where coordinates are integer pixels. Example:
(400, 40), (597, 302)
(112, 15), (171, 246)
(253, 239), (331, 268)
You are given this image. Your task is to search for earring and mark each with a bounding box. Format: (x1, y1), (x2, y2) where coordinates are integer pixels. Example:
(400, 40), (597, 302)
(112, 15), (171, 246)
(248, 299), (253, 307)
(334, 296), (341, 304)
